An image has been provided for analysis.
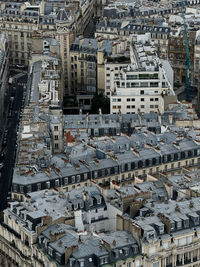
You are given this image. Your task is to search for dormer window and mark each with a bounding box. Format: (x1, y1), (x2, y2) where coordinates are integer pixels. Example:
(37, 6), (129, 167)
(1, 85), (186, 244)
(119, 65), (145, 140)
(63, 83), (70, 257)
(170, 222), (175, 231)
(184, 219), (189, 228)
(194, 217), (199, 225)
(148, 232), (155, 239)
(97, 197), (101, 204)
(79, 259), (84, 267)
(90, 199), (93, 206)
(48, 247), (53, 256)
(177, 221), (182, 230)
(159, 226), (164, 234)
(123, 247), (129, 256)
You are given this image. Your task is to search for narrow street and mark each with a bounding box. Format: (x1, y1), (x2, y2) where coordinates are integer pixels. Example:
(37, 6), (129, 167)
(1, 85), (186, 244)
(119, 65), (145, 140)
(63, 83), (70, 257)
(0, 77), (26, 212)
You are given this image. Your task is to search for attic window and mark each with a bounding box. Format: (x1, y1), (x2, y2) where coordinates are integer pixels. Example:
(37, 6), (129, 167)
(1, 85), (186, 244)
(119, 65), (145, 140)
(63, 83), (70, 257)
(97, 197), (101, 204)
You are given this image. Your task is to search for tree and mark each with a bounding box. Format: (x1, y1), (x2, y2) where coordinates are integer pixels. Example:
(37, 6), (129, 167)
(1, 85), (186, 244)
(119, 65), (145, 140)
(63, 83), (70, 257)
(91, 93), (110, 114)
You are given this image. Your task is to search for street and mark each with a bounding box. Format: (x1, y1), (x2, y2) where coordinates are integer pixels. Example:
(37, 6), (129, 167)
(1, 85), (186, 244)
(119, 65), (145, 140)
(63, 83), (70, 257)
(0, 76), (26, 212)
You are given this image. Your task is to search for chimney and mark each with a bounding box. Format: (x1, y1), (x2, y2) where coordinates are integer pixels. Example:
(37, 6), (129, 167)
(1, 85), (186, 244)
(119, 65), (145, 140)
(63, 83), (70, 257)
(58, 240), (62, 247)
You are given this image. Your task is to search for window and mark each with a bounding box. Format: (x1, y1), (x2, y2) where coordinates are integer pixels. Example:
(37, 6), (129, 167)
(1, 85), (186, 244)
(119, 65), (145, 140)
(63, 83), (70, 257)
(112, 99), (116, 102)
(153, 262), (159, 267)
(131, 105), (135, 108)
(163, 242), (169, 249)
(127, 105), (131, 109)
(180, 237), (186, 246)
(54, 126), (58, 131)
(27, 185), (32, 193)
(37, 183), (41, 190)
(64, 178), (68, 185)
(46, 181), (50, 188)
(131, 98), (135, 101)
(127, 98), (130, 102)
(72, 176), (75, 183)
(141, 105), (145, 108)
(55, 179), (59, 187)
(141, 98), (144, 101)
(20, 186), (24, 193)
(55, 143), (59, 149)
(54, 135), (58, 140)
(141, 90), (144, 94)
(77, 175), (80, 182)
(13, 184), (17, 192)
(100, 257), (108, 265)
(117, 98), (121, 102)
(188, 236), (192, 244)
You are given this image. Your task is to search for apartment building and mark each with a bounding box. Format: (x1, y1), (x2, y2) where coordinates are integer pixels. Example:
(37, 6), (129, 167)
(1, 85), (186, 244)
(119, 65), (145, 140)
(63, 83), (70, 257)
(97, 39), (127, 94)
(0, 0), (95, 95)
(95, 18), (170, 59)
(117, 197), (200, 267)
(68, 37), (127, 101)
(0, 33), (9, 147)
(70, 38), (98, 95)
(104, 56), (130, 97)
(12, 124), (200, 200)
(168, 26), (195, 86)
(110, 34), (175, 114)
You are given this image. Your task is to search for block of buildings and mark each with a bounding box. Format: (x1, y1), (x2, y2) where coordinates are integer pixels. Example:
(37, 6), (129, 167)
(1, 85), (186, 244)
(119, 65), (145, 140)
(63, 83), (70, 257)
(109, 34), (175, 114)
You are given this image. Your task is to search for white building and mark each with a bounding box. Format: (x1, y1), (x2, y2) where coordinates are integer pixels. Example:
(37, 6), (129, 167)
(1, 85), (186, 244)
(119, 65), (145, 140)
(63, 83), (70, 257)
(110, 34), (174, 114)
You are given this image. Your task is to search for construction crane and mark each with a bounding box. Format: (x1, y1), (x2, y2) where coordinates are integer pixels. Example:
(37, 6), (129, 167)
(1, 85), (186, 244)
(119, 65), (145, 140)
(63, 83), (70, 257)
(181, 1), (191, 101)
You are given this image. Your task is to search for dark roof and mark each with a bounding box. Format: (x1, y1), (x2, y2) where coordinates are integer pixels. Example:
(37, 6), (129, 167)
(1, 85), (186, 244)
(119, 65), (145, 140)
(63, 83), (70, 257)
(57, 8), (68, 21)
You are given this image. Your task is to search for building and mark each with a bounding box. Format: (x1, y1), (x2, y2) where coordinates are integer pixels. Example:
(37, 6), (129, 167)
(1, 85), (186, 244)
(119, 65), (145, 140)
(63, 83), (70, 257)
(117, 197), (200, 267)
(0, 33), (9, 149)
(0, 0), (95, 95)
(110, 34), (175, 114)
(69, 38), (98, 95)
(168, 26), (195, 87)
(95, 18), (170, 59)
